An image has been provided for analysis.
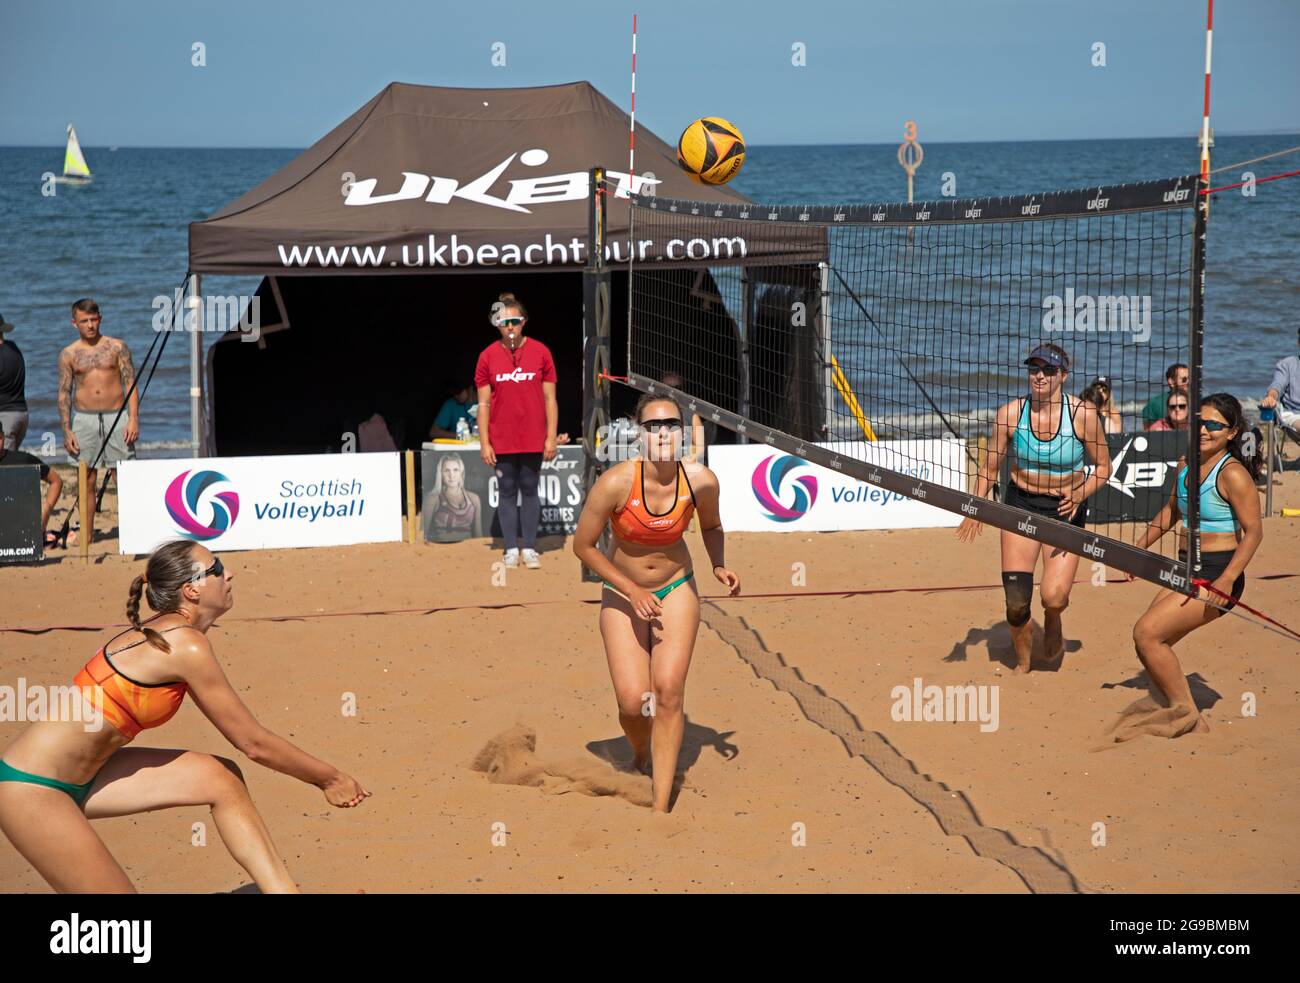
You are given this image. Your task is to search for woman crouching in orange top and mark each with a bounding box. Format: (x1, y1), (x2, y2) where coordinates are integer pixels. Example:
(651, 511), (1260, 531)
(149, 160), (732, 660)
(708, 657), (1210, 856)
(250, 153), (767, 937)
(572, 393), (740, 812)
(0, 540), (369, 893)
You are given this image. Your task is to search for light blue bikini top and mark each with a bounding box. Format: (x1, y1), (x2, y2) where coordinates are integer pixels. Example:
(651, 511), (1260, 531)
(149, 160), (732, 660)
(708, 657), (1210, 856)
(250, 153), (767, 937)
(1012, 395), (1086, 475)
(1176, 454), (1241, 533)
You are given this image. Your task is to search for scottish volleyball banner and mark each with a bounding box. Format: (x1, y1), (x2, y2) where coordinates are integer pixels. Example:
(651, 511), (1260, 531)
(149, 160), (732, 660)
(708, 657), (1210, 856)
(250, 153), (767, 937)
(117, 453), (402, 554)
(708, 440), (966, 532)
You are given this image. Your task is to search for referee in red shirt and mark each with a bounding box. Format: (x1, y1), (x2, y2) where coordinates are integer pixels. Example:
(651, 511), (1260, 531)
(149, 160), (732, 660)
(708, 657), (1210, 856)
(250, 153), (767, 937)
(475, 292), (559, 569)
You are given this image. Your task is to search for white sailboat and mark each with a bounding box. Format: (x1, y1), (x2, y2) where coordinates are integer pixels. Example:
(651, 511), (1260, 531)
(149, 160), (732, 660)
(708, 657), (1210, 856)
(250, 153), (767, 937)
(56, 124), (93, 185)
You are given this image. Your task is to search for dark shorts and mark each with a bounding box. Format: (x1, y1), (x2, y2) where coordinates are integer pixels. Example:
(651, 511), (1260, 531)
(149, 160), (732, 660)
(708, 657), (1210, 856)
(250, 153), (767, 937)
(1179, 549), (1245, 609)
(1006, 481), (1088, 528)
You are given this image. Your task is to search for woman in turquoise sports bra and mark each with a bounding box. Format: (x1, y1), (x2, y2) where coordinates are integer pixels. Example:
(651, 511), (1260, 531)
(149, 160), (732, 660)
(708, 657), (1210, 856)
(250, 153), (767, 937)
(0, 539), (369, 893)
(958, 344), (1112, 673)
(1132, 393), (1264, 735)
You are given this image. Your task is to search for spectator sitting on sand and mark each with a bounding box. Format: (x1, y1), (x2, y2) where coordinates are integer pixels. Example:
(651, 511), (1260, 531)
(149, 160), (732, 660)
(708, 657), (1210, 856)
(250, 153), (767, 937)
(1142, 362), (1189, 430)
(0, 418), (64, 547)
(1080, 383), (1108, 423)
(1087, 375), (1123, 433)
(1149, 387), (1191, 431)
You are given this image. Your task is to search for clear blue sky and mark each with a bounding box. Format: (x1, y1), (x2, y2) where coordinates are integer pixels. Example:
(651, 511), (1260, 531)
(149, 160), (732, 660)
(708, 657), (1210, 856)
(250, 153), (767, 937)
(2, 0), (1296, 147)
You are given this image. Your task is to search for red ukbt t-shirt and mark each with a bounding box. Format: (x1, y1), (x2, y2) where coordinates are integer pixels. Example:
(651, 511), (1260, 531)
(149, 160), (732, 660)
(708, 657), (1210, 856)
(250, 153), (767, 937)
(474, 337), (557, 455)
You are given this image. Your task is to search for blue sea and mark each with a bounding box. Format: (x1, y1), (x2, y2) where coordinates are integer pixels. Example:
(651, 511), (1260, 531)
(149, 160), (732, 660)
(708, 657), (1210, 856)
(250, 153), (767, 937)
(0, 136), (1296, 453)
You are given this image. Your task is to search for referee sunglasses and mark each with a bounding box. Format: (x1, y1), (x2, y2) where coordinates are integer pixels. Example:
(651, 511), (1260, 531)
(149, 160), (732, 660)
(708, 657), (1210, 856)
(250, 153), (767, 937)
(640, 417), (683, 434)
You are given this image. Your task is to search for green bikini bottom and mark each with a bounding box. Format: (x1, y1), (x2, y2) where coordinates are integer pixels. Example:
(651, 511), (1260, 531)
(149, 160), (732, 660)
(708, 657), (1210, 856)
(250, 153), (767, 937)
(0, 757), (97, 807)
(603, 570), (695, 602)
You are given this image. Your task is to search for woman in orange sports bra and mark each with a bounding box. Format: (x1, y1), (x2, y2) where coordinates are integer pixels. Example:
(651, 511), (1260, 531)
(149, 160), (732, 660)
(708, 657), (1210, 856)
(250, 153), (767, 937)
(0, 539), (369, 894)
(573, 392), (740, 812)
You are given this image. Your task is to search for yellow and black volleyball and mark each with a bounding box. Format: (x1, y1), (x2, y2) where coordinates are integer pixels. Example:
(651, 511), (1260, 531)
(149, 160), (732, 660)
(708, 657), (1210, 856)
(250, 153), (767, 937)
(676, 117), (746, 185)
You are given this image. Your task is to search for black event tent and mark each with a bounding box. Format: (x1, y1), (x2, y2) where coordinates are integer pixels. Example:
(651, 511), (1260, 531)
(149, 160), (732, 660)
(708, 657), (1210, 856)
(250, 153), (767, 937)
(187, 81), (826, 455)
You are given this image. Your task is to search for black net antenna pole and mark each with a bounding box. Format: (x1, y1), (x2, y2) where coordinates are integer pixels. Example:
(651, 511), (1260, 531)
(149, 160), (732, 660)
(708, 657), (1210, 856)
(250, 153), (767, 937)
(1187, 176), (1209, 582)
(580, 167), (612, 583)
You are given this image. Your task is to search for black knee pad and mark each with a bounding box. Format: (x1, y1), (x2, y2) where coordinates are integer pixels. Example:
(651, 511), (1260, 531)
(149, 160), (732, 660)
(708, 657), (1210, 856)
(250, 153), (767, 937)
(1003, 571), (1034, 627)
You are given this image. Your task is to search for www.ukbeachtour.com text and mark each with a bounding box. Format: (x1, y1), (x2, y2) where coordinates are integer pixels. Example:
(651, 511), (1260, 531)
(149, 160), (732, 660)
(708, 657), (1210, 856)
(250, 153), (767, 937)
(275, 232), (751, 268)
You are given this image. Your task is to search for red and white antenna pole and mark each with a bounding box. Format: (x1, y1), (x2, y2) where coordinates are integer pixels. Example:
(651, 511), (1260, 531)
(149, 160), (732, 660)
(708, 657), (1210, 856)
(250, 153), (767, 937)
(1199, 0), (1213, 183)
(629, 14), (637, 186)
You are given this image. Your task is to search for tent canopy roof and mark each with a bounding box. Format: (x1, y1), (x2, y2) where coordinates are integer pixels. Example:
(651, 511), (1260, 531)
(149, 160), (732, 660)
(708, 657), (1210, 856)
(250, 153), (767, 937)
(188, 81), (768, 275)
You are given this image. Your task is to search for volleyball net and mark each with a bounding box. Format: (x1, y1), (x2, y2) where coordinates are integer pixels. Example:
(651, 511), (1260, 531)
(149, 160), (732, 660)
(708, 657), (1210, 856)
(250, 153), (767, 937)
(625, 175), (1206, 588)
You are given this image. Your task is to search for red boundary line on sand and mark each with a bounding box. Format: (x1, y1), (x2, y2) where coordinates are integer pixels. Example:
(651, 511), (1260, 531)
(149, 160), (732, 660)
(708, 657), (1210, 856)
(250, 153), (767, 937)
(2, 573), (1296, 636)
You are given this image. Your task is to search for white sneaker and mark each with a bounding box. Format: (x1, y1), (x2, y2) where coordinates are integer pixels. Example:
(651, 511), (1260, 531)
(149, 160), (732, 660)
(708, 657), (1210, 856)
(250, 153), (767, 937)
(503, 549), (520, 568)
(521, 549), (541, 569)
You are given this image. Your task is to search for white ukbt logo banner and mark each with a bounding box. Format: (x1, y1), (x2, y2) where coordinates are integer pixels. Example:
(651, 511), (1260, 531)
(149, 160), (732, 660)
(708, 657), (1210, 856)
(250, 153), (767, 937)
(343, 148), (660, 213)
(117, 453), (402, 554)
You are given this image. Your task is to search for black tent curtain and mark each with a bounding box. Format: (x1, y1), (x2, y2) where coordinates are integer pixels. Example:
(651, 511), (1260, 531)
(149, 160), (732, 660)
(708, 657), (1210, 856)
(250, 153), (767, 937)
(208, 269), (750, 457)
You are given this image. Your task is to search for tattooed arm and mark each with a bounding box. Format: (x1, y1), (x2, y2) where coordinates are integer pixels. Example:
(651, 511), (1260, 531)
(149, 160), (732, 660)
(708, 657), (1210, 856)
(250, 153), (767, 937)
(117, 339), (139, 444)
(58, 347), (78, 456)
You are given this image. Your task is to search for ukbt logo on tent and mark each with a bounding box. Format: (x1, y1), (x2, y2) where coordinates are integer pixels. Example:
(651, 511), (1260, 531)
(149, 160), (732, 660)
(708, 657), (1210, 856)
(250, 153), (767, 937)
(751, 455), (819, 523)
(343, 149), (661, 214)
(165, 470), (240, 541)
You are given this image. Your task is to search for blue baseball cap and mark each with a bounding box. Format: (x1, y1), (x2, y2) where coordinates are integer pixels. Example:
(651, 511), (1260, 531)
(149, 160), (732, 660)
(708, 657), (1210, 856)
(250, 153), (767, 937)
(1024, 345), (1069, 371)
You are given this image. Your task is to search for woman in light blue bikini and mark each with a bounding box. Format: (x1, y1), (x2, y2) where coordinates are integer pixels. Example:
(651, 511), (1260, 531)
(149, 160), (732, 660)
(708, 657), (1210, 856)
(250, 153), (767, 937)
(958, 344), (1112, 672)
(1132, 393), (1264, 732)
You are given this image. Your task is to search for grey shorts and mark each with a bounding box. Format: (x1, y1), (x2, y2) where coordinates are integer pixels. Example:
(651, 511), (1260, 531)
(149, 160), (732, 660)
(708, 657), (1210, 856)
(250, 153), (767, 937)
(0, 410), (28, 449)
(69, 410), (135, 467)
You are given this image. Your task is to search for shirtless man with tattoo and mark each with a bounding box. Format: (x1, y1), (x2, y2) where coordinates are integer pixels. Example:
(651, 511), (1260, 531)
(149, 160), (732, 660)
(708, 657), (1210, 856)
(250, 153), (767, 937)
(58, 299), (139, 530)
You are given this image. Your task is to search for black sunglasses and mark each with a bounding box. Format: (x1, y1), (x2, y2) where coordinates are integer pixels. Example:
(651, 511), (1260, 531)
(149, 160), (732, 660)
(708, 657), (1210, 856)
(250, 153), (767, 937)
(640, 417), (683, 434)
(1200, 420), (1229, 432)
(1027, 363), (1060, 377)
(197, 556), (224, 579)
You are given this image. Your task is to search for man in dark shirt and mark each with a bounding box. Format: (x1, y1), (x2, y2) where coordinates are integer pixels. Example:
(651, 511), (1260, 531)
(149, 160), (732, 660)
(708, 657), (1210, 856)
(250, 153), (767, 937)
(0, 312), (28, 450)
(0, 417), (63, 543)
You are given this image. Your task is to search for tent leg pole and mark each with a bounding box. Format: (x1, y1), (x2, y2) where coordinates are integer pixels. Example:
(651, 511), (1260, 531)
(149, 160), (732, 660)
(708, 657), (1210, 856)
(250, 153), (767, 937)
(190, 273), (203, 457)
(739, 272), (752, 444)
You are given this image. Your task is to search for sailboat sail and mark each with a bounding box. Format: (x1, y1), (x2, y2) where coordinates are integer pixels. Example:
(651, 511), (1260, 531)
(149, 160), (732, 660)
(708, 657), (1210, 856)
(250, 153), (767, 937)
(63, 125), (91, 179)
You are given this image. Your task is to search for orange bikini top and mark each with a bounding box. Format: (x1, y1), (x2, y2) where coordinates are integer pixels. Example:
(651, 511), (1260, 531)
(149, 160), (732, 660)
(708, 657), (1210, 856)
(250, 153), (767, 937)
(74, 629), (189, 740)
(610, 459), (696, 547)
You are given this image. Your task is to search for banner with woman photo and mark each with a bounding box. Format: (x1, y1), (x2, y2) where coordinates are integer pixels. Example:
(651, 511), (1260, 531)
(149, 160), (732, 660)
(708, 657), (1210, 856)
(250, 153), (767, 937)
(422, 444), (586, 543)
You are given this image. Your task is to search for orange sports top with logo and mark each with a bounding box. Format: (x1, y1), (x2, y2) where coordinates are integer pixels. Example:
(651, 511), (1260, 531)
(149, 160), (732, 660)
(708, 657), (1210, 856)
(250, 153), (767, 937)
(610, 460), (696, 547)
(74, 628), (189, 740)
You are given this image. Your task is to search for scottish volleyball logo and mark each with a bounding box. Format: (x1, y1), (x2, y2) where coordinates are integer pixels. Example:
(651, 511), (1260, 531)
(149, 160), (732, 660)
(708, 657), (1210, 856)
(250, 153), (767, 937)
(751, 454), (818, 522)
(165, 470), (240, 541)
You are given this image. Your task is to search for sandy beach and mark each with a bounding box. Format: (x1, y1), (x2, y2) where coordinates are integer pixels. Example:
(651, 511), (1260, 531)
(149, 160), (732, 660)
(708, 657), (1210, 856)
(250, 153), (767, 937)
(1, 469), (1297, 893)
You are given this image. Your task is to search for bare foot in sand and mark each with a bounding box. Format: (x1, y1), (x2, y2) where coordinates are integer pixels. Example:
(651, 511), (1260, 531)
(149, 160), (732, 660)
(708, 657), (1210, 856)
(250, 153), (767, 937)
(1011, 623), (1033, 674)
(1043, 615), (1065, 666)
(1191, 715), (1210, 734)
